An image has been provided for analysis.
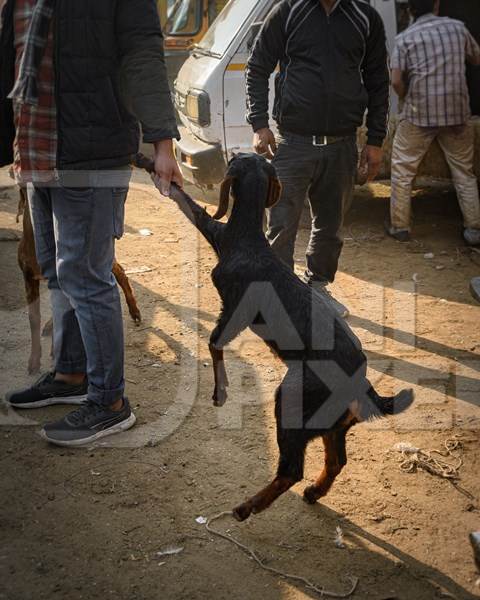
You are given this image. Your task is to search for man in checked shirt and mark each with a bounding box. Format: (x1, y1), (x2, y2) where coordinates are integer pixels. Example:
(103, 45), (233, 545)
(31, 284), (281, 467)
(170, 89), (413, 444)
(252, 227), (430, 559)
(387, 0), (480, 245)
(1, 0), (182, 446)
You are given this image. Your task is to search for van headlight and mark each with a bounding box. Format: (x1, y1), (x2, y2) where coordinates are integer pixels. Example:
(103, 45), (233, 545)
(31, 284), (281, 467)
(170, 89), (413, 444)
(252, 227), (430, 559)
(185, 89), (210, 127)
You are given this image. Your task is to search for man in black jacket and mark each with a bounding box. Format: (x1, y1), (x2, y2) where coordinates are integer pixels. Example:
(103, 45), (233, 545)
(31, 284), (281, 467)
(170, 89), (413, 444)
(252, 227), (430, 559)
(246, 0), (389, 317)
(2, 0), (182, 446)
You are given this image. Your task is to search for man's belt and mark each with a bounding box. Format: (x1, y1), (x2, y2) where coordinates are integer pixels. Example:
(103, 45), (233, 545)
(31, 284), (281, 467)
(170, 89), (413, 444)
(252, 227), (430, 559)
(279, 130), (355, 146)
(312, 134), (351, 146)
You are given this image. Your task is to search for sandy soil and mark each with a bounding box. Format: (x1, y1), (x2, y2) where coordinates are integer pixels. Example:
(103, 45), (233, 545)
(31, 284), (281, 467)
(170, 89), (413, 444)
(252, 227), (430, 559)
(1, 168), (479, 600)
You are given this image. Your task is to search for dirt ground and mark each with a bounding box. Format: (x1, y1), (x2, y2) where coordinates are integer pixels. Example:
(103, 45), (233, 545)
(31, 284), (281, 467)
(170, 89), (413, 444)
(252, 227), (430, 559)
(1, 167), (480, 600)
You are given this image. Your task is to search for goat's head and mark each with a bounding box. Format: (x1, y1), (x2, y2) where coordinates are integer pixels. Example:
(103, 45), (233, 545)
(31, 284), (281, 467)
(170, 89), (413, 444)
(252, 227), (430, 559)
(212, 153), (282, 220)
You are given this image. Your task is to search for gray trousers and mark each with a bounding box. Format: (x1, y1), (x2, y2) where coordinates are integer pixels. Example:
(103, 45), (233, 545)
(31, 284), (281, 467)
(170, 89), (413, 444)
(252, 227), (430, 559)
(28, 171), (130, 406)
(267, 132), (357, 283)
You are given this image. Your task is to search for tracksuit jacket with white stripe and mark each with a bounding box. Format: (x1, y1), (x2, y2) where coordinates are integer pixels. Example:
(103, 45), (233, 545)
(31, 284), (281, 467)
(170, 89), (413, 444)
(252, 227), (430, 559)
(246, 0), (390, 147)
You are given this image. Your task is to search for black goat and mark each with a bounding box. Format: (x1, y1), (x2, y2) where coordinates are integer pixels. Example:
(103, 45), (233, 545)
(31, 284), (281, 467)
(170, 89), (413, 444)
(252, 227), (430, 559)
(136, 152), (414, 521)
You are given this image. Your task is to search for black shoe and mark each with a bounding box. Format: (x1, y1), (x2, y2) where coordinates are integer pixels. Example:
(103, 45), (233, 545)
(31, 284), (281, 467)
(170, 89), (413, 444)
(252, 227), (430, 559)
(384, 220), (411, 242)
(5, 372), (87, 409)
(40, 398), (136, 447)
(464, 228), (480, 247)
(470, 532), (480, 571)
(470, 277), (480, 303)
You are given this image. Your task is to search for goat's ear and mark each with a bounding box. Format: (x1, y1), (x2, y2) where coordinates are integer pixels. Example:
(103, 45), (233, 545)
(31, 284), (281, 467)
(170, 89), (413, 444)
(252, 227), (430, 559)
(266, 176), (282, 208)
(212, 177), (233, 220)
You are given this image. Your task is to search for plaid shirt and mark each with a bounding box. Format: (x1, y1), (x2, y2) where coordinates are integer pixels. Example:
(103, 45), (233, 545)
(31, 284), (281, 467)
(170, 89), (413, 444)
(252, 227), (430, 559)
(391, 13), (480, 127)
(13, 0), (56, 182)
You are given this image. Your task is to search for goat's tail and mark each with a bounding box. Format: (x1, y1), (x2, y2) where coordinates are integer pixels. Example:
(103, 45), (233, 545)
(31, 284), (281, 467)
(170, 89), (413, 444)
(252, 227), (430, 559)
(358, 385), (415, 421)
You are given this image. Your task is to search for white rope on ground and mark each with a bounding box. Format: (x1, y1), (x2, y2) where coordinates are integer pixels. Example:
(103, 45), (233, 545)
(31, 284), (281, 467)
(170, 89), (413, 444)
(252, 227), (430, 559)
(393, 436), (476, 500)
(395, 437), (463, 479)
(205, 511), (359, 598)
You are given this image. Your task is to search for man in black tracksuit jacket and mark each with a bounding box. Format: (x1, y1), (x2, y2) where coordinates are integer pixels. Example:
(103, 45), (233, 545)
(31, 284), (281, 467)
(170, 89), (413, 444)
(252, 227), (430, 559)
(246, 0), (389, 316)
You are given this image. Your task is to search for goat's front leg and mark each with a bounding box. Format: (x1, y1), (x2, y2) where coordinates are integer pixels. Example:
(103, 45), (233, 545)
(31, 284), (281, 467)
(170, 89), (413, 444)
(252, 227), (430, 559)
(208, 307), (248, 407)
(209, 341), (229, 407)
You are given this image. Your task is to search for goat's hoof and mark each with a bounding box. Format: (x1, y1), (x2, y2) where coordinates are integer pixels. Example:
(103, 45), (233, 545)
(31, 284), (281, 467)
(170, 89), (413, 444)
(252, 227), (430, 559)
(131, 310), (142, 324)
(303, 486), (320, 505)
(28, 358), (41, 375)
(212, 387), (228, 407)
(232, 502), (252, 522)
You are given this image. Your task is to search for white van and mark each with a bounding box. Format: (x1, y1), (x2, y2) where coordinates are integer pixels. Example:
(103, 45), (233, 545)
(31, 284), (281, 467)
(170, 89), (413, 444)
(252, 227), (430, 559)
(172, 0), (477, 189)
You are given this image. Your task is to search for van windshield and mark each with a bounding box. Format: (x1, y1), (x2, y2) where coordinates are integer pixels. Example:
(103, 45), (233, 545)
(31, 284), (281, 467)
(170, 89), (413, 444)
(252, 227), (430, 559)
(196, 0), (259, 56)
(164, 0), (202, 36)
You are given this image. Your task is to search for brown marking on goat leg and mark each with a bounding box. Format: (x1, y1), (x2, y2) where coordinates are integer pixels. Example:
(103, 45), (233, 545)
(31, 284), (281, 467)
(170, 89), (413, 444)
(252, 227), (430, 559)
(232, 476), (296, 521)
(24, 274), (41, 374)
(209, 344), (229, 406)
(303, 429), (347, 505)
(112, 260), (142, 323)
(18, 189), (43, 373)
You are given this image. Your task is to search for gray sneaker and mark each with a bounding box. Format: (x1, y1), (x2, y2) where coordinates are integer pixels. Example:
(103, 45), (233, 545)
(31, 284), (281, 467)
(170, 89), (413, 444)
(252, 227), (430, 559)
(464, 228), (480, 246)
(470, 277), (480, 303)
(310, 282), (350, 318)
(40, 398), (136, 447)
(470, 532), (480, 571)
(5, 372), (87, 409)
(384, 219), (411, 242)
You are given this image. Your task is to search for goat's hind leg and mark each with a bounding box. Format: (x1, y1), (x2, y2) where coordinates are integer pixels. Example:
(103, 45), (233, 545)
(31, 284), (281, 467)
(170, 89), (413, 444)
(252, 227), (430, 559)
(303, 415), (356, 504)
(233, 387), (306, 521)
(233, 473), (299, 522)
(233, 436), (306, 521)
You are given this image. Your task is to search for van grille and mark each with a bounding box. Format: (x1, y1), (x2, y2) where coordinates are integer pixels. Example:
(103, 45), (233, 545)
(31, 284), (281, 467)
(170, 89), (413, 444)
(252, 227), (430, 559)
(175, 90), (187, 113)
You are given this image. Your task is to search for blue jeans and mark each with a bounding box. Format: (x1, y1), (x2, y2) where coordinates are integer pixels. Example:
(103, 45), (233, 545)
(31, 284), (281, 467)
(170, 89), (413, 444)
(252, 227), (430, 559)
(28, 173), (130, 406)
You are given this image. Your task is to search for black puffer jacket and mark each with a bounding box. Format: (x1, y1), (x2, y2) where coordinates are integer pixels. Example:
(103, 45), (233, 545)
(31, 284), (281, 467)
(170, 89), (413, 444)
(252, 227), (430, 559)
(246, 0), (390, 147)
(0, 0), (15, 167)
(0, 0), (179, 170)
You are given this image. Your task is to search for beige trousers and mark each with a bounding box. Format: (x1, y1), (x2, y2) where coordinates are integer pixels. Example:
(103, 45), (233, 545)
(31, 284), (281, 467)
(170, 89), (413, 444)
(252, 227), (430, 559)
(390, 119), (480, 231)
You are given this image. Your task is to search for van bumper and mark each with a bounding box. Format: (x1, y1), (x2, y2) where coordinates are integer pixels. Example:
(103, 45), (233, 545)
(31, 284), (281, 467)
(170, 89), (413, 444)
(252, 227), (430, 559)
(174, 126), (226, 186)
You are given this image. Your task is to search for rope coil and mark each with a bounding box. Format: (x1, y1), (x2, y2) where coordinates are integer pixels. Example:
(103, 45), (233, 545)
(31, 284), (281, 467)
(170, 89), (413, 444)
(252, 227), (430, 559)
(395, 437), (463, 479)
(393, 436), (475, 501)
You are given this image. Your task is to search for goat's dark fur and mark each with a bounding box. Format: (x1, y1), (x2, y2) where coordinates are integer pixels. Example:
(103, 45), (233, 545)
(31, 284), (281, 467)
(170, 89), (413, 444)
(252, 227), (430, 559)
(138, 152), (414, 520)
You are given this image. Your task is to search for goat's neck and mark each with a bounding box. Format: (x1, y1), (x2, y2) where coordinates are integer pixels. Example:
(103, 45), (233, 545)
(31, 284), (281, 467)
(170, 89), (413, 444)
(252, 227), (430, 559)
(227, 177), (267, 236)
